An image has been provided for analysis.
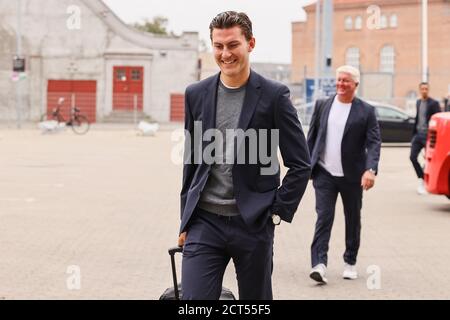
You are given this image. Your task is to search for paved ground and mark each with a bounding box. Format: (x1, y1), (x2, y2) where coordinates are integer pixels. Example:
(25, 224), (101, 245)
(0, 124), (449, 300)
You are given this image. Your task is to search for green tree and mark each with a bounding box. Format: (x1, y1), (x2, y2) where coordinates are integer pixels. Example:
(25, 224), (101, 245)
(132, 16), (169, 35)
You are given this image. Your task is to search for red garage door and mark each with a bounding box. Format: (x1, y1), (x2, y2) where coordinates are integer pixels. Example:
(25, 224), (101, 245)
(170, 94), (184, 122)
(47, 80), (97, 123)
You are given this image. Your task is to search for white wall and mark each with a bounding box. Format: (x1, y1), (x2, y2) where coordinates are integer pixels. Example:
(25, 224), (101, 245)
(0, 0), (198, 122)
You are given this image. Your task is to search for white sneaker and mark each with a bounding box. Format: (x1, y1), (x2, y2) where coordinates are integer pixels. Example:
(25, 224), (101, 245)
(310, 264), (328, 284)
(417, 178), (427, 195)
(342, 263), (358, 280)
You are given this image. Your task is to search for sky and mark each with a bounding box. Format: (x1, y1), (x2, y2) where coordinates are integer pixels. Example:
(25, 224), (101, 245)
(103, 0), (313, 64)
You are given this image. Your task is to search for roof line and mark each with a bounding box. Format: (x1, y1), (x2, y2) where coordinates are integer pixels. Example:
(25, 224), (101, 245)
(80, 0), (198, 50)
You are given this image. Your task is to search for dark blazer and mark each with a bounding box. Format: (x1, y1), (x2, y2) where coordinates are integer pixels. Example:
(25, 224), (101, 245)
(180, 70), (311, 234)
(413, 98), (441, 135)
(307, 95), (381, 183)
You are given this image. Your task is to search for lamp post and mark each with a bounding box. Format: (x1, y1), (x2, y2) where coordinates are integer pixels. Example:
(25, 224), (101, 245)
(422, 0), (428, 83)
(15, 0), (22, 129)
(322, 0), (333, 79)
(314, 0), (321, 100)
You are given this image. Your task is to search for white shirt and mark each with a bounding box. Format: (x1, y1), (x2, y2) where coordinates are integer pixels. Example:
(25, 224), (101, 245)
(319, 96), (352, 177)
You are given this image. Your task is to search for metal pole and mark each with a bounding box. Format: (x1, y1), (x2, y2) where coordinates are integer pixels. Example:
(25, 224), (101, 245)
(314, 0), (321, 100)
(322, 0), (334, 78)
(421, 0), (428, 83)
(303, 65), (307, 104)
(15, 0), (22, 129)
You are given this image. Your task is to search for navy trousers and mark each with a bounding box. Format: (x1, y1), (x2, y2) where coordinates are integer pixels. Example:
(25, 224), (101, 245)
(311, 166), (363, 267)
(410, 133), (427, 179)
(181, 207), (274, 300)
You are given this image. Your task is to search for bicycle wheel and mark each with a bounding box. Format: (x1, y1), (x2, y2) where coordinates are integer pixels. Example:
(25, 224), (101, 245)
(71, 115), (90, 135)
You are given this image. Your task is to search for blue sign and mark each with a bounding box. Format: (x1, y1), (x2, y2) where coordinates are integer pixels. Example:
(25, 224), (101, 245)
(305, 78), (336, 103)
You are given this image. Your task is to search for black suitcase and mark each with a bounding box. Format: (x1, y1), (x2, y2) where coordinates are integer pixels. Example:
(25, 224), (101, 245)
(159, 247), (236, 300)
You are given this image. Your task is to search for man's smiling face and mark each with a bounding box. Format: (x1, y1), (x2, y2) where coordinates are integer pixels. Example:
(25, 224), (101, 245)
(212, 26), (255, 80)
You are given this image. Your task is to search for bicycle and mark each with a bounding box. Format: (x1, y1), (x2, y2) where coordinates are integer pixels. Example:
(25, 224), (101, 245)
(40, 97), (90, 135)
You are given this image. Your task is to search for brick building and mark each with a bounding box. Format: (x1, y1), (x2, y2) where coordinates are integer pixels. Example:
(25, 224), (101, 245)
(292, 0), (450, 111)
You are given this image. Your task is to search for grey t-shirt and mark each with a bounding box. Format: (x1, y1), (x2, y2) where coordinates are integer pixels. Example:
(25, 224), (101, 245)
(416, 100), (428, 134)
(198, 80), (246, 216)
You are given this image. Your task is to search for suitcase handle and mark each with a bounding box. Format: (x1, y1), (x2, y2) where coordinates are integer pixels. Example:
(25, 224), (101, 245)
(168, 246), (183, 300)
(168, 247), (183, 256)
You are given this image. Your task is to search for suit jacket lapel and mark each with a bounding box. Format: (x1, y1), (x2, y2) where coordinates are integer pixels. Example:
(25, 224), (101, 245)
(202, 73), (220, 134)
(237, 70), (261, 131)
(343, 97), (360, 138)
(202, 71), (261, 133)
(425, 98), (432, 118)
(232, 70), (262, 164)
(318, 96), (335, 147)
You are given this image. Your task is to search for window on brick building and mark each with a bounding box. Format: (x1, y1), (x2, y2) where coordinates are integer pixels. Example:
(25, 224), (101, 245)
(380, 45), (395, 73)
(380, 15), (388, 29)
(345, 16), (353, 30)
(390, 14), (398, 28)
(355, 16), (363, 30)
(346, 47), (360, 69)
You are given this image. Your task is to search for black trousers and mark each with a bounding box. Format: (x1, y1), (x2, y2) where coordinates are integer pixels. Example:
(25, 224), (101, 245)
(182, 207), (274, 300)
(311, 166), (363, 267)
(410, 133), (427, 179)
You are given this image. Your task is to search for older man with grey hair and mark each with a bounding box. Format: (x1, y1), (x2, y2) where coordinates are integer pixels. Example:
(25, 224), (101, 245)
(307, 65), (381, 284)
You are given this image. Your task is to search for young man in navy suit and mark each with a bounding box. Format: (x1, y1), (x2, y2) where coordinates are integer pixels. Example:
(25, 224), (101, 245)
(307, 65), (381, 284)
(410, 82), (441, 194)
(178, 11), (311, 299)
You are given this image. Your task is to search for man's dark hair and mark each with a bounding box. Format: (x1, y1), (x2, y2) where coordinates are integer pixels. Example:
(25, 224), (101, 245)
(419, 82), (429, 87)
(209, 11), (253, 42)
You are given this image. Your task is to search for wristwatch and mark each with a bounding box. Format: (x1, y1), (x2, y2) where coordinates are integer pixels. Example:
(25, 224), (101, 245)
(271, 214), (281, 226)
(368, 168), (376, 175)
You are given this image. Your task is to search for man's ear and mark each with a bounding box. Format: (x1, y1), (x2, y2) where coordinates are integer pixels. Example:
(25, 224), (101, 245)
(248, 37), (256, 52)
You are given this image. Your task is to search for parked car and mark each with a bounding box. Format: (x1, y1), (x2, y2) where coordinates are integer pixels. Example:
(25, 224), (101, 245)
(294, 101), (314, 127)
(295, 100), (415, 143)
(424, 112), (450, 199)
(369, 101), (415, 143)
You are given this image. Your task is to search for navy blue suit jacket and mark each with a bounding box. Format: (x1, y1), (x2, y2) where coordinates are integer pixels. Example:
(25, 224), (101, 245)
(180, 70), (311, 234)
(307, 95), (381, 183)
(413, 98), (441, 135)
